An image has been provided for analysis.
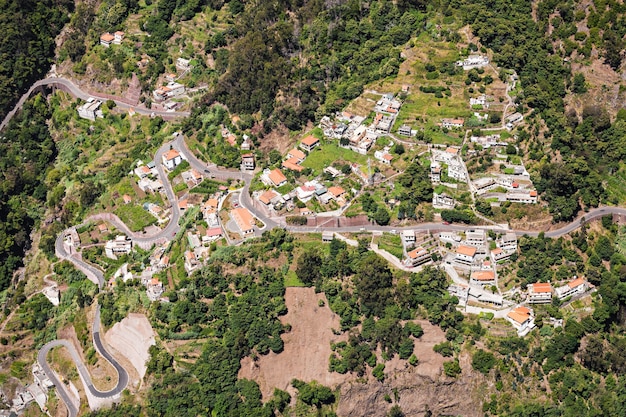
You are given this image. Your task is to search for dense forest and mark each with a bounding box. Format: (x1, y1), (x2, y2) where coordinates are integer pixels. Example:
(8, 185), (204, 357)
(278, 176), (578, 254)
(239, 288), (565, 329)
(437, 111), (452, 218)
(0, 0), (73, 118)
(0, 95), (56, 292)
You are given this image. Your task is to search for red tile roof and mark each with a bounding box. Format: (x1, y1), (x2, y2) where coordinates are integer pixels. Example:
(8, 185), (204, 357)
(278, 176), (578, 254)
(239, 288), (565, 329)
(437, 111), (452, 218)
(301, 135), (319, 146)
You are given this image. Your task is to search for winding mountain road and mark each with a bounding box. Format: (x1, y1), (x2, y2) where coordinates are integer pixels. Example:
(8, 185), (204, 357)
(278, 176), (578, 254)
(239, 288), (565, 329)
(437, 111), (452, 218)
(28, 87), (626, 416)
(0, 76), (190, 132)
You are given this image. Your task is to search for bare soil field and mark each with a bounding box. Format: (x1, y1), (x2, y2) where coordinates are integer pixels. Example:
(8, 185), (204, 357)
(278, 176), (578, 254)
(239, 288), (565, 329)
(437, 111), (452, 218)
(104, 313), (155, 381)
(239, 287), (350, 399)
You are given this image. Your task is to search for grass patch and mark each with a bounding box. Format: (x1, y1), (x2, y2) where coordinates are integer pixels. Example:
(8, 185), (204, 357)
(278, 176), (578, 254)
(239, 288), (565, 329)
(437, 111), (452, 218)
(606, 166), (626, 204)
(377, 233), (403, 260)
(302, 143), (369, 174)
(114, 204), (157, 232)
(284, 270), (305, 287)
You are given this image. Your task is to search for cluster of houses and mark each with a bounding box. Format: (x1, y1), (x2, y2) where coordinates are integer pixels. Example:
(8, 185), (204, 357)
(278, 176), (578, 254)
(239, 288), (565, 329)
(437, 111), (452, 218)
(461, 134), (539, 205)
(431, 146), (466, 185)
(258, 170), (348, 212)
(443, 229), (518, 269)
(505, 277), (590, 336)
(319, 92), (409, 153)
(472, 171), (537, 206)
(152, 58), (194, 102)
(255, 134), (352, 214)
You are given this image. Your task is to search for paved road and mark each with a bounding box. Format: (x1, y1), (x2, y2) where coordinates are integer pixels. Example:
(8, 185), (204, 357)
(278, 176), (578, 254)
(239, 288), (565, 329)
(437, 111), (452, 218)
(0, 76), (190, 132)
(38, 305), (128, 417)
(41, 132), (626, 416)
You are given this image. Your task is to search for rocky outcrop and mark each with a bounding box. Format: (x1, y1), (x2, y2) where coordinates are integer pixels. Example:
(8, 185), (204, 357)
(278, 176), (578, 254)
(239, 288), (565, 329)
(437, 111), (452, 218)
(337, 358), (486, 417)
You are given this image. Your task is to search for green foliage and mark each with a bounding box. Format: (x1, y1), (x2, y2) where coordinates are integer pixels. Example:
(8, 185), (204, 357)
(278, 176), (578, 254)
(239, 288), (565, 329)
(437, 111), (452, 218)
(373, 363), (385, 381)
(296, 249), (322, 286)
(443, 359), (462, 377)
(0, 96), (55, 292)
(167, 160), (190, 180)
(395, 160), (433, 220)
(353, 253), (393, 318)
(472, 349), (496, 375)
(441, 209), (475, 224)
(0, 0), (72, 118)
(292, 379), (335, 408)
(14, 293), (54, 331)
(88, 404), (142, 417)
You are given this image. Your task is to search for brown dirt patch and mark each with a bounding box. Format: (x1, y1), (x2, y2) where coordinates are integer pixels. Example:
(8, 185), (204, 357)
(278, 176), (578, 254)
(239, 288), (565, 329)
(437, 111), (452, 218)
(258, 123), (296, 155)
(381, 319), (447, 380)
(104, 313), (155, 380)
(239, 287), (350, 399)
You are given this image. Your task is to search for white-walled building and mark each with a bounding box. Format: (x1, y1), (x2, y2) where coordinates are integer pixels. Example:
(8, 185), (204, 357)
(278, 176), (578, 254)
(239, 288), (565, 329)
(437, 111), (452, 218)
(528, 282), (553, 304)
(555, 277), (588, 299)
(105, 236), (132, 259)
(162, 149), (182, 170)
(455, 245), (477, 264)
(404, 247), (431, 267)
(506, 306), (535, 336)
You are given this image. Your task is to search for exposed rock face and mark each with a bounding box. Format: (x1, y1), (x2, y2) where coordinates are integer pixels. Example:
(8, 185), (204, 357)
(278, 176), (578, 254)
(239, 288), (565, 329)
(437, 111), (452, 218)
(338, 365), (484, 417)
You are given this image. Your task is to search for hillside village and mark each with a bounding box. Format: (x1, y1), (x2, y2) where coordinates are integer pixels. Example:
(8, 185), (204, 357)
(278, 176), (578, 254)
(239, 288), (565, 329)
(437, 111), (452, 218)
(55, 67), (592, 347)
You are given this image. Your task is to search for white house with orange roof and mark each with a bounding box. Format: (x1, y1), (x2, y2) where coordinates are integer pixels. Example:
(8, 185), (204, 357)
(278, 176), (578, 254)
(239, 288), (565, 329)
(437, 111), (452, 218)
(162, 149), (182, 170)
(528, 282), (553, 304)
(113, 31), (124, 44)
(300, 135), (320, 152)
(433, 146), (460, 164)
(470, 270), (496, 285)
(506, 306), (535, 336)
(231, 207), (255, 235)
(440, 119), (465, 129)
(404, 247), (431, 267)
(455, 245), (477, 265)
(184, 251), (200, 272)
(258, 190), (279, 206)
(134, 165), (152, 179)
(374, 150), (394, 165)
(282, 158), (304, 172)
(204, 227), (224, 242)
(100, 32), (115, 47)
(263, 168), (287, 187)
(287, 148), (306, 163)
(147, 278), (164, 301)
(555, 277), (588, 299)
(328, 186), (346, 200)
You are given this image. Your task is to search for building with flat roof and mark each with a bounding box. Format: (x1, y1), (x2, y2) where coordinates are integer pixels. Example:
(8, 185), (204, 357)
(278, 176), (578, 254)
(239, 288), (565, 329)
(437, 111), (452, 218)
(78, 98), (104, 121)
(105, 236), (132, 259)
